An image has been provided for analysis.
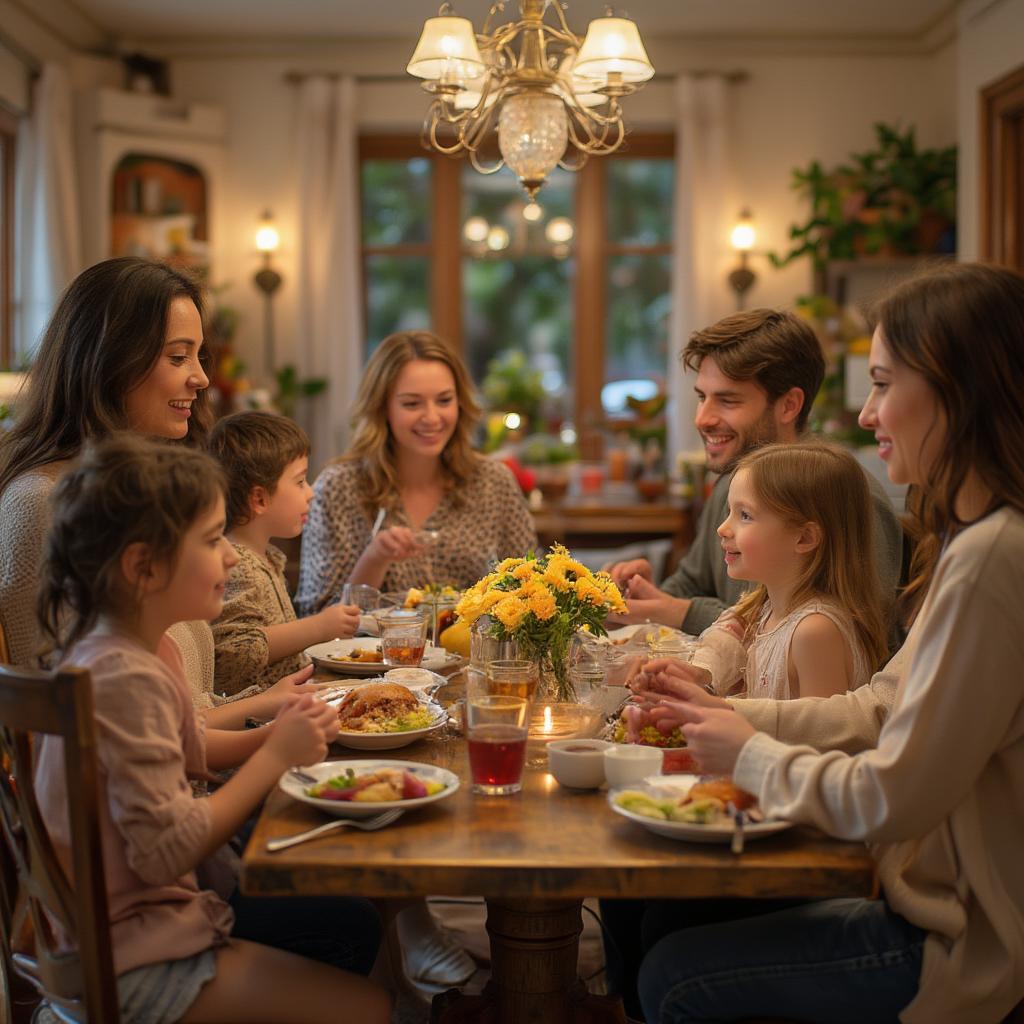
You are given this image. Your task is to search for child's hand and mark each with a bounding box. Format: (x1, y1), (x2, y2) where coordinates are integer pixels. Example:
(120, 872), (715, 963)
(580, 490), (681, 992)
(368, 526), (426, 564)
(630, 657), (714, 698)
(629, 658), (726, 708)
(264, 694), (339, 767)
(252, 664), (317, 719)
(317, 602), (361, 640)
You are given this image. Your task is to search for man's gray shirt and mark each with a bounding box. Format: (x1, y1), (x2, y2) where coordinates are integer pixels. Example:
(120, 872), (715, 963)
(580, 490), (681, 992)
(661, 466), (903, 635)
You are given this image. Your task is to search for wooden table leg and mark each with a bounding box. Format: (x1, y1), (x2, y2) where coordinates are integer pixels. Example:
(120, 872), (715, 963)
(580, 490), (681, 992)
(431, 897), (625, 1024)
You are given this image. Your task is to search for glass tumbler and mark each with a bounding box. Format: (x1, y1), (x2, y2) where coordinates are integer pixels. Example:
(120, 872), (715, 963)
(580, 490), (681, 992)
(466, 694), (529, 795)
(375, 609), (429, 667)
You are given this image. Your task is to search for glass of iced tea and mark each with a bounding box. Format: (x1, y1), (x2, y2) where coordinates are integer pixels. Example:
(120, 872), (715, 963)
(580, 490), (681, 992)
(466, 694), (529, 795)
(375, 609), (429, 667)
(486, 659), (539, 703)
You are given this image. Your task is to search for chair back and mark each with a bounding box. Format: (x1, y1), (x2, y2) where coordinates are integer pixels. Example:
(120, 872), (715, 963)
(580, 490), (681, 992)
(0, 663), (118, 1022)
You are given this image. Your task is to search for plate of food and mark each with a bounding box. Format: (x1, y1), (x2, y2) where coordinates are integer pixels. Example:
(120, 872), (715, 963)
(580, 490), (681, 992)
(305, 638), (458, 675)
(608, 775), (792, 843)
(328, 681), (448, 750)
(279, 759), (459, 819)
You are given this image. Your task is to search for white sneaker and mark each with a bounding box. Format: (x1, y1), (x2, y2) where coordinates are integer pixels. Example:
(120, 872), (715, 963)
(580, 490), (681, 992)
(398, 922), (477, 988)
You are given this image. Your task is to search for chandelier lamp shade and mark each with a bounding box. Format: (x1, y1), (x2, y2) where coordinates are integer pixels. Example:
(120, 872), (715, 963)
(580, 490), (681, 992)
(406, 1), (655, 198)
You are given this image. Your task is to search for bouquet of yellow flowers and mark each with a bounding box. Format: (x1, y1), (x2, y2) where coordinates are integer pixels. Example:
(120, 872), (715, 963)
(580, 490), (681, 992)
(455, 544), (627, 701)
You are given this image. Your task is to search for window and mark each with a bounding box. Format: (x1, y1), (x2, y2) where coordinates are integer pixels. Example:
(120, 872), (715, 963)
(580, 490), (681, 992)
(359, 134), (674, 449)
(0, 108), (16, 370)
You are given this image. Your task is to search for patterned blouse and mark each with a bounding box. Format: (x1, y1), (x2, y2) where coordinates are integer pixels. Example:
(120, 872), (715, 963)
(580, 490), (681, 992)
(294, 457), (538, 616)
(211, 542), (310, 695)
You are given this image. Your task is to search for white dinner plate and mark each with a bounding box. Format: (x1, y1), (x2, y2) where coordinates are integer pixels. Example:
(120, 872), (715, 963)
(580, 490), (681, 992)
(279, 758), (459, 819)
(331, 700), (448, 751)
(305, 638), (459, 676)
(607, 777), (793, 844)
(310, 667), (448, 698)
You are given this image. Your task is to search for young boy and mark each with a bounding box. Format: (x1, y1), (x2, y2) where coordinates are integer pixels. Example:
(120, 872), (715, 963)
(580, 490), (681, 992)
(209, 411), (360, 695)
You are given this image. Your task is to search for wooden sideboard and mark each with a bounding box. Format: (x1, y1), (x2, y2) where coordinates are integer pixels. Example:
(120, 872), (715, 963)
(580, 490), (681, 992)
(532, 495), (694, 575)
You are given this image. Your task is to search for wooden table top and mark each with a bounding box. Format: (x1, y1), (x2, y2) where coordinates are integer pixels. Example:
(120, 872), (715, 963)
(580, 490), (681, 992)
(242, 730), (875, 903)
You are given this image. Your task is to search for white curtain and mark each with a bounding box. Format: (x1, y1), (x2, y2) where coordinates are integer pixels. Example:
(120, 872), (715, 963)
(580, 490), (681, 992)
(13, 62), (82, 361)
(666, 75), (737, 461)
(293, 75), (363, 473)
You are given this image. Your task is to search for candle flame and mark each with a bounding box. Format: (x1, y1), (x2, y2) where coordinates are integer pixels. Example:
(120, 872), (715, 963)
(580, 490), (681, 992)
(543, 705), (553, 733)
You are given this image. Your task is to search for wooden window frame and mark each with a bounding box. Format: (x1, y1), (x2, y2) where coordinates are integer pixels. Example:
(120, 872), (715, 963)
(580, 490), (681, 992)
(980, 63), (1024, 271)
(0, 107), (16, 370)
(358, 132), (674, 440)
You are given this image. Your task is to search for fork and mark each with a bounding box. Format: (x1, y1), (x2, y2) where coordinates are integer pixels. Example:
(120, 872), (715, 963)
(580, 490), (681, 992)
(266, 808), (404, 852)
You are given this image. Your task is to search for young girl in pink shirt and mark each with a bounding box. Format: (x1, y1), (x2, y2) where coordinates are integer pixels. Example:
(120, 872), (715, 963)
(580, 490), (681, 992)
(34, 436), (390, 1024)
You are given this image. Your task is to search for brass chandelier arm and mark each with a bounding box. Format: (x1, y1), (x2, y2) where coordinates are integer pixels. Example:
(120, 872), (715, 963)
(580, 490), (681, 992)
(409, 0), (654, 195)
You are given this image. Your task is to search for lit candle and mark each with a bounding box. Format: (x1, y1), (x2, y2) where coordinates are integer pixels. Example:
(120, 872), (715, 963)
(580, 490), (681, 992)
(543, 705), (553, 734)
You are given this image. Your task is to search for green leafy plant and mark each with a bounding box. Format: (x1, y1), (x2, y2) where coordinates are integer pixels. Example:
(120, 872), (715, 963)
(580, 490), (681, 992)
(770, 123), (957, 271)
(273, 365), (327, 419)
(481, 349), (546, 426)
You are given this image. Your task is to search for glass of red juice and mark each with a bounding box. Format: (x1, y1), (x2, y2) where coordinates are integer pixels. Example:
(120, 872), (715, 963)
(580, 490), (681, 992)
(467, 695), (529, 795)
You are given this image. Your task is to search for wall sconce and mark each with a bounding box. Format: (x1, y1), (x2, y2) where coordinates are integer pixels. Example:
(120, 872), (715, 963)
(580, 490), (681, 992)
(728, 208), (757, 310)
(253, 210), (283, 380)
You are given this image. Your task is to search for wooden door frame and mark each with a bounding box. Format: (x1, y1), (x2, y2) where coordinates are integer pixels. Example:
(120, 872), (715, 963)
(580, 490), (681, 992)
(980, 63), (1024, 270)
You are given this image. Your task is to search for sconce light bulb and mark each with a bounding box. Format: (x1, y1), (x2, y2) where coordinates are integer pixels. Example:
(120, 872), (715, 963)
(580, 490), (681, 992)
(522, 201), (543, 222)
(503, 412), (522, 430)
(730, 208), (756, 251)
(256, 210), (280, 253)
(731, 222), (755, 251)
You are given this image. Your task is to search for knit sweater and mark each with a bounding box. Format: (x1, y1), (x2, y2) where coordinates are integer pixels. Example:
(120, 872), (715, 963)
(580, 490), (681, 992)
(733, 506), (1024, 1023)
(0, 461), (72, 666)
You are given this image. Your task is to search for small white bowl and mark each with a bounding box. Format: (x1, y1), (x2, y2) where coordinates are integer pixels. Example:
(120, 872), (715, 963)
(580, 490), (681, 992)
(383, 668), (436, 690)
(548, 739), (612, 790)
(603, 744), (664, 788)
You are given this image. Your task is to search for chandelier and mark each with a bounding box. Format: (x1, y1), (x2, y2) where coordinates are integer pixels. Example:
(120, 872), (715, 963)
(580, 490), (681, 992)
(407, 1), (655, 198)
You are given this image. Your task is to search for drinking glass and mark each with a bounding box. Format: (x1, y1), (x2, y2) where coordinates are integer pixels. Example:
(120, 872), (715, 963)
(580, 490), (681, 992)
(486, 659), (539, 703)
(341, 583), (382, 612)
(375, 609), (429, 667)
(469, 618), (519, 669)
(467, 694), (529, 795)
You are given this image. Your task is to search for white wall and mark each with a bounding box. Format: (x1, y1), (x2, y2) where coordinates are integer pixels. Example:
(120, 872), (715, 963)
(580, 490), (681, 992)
(168, 40), (957, 376)
(956, 0), (1024, 259)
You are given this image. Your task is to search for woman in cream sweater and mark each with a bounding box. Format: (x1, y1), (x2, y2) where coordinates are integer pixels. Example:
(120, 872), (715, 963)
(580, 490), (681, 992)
(632, 263), (1024, 1024)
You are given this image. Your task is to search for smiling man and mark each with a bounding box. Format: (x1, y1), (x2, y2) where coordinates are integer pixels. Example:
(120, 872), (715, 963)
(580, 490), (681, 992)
(607, 308), (903, 634)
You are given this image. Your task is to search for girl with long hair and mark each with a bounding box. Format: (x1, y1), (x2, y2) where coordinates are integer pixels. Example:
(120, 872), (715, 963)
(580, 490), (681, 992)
(34, 436), (389, 1024)
(634, 262), (1024, 1022)
(664, 441), (888, 704)
(295, 329), (536, 611)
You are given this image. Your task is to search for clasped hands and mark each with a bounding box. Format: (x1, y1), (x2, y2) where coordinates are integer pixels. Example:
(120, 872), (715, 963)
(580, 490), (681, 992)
(625, 657), (755, 776)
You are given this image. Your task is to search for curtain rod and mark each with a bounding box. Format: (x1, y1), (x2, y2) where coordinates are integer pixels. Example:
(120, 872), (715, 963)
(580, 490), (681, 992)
(284, 69), (748, 84)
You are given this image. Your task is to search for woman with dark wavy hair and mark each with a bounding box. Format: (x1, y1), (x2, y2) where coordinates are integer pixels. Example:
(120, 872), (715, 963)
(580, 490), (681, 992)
(0, 257), (211, 666)
(295, 330), (536, 613)
(633, 263), (1024, 1023)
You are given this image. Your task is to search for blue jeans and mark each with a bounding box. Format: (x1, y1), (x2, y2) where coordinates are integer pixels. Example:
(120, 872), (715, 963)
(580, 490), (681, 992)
(639, 898), (925, 1024)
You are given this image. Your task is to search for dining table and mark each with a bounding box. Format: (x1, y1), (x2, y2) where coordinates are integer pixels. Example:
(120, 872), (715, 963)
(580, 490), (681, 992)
(241, 679), (876, 1024)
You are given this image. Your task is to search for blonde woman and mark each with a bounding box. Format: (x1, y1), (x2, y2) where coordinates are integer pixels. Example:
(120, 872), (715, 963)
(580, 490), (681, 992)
(295, 331), (537, 614)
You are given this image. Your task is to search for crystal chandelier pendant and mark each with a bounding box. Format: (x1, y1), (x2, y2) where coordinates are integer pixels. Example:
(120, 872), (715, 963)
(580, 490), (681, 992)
(498, 93), (568, 198)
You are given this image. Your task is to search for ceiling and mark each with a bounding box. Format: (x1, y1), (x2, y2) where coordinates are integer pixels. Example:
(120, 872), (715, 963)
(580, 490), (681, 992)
(70, 0), (956, 43)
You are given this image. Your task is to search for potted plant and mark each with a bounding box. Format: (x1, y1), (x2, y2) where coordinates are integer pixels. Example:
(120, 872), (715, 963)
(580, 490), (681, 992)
(770, 123), (957, 273)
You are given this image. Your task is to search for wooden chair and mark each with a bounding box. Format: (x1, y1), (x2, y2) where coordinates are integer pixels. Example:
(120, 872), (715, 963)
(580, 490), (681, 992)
(0, 663), (119, 1022)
